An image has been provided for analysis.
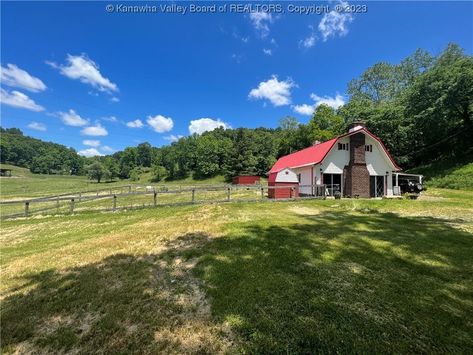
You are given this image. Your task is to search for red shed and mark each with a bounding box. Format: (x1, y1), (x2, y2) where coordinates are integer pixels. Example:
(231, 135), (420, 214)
(268, 168), (300, 199)
(232, 175), (260, 185)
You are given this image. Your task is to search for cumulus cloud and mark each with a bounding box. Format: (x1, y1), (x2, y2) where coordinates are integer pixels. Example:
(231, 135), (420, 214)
(299, 26), (317, 49)
(263, 48), (272, 56)
(164, 134), (184, 143)
(47, 54), (118, 92)
(27, 121), (47, 131)
(110, 97), (119, 102)
(83, 139), (100, 147)
(310, 93), (346, 109)
(318, 1), (354, 41)
(0, 89), (45, 111)
(102, 116), (118, 122)
(58, 109), (88, 127)
(126, 119), (144, 128)
(249, 75), (296, 107)
(78, 148), (104, 157)
(189, 118), (229, 135)
(249, 10), (274, 38)
(293, 93), (346, 115)
(1, 64), (46, 92)
(292, 104), (315, 116)
(147, 115), (173, 133)
(101, 145), (114, 153)
(81, 123), (108, 136)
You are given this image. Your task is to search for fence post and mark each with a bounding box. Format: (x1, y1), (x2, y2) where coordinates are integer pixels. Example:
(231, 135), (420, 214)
(56, 196), (60, 213)
(261, 187), (264, 198)
(128, 185), (132, 193)
(113, 195), (117, 211)
(24, 201), (29, 217)
(191, 189), (195, 203)
(153, 191), (157, 207)
(70, 198), (75, 213)
(227, 187), (231, 202)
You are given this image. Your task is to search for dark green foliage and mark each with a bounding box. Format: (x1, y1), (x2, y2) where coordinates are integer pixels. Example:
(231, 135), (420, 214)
(0, 128), (84, 175)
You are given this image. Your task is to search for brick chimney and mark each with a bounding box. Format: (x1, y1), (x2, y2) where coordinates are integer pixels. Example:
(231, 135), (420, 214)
(344, 124), (370, 197)
(348, 121), (365, 133)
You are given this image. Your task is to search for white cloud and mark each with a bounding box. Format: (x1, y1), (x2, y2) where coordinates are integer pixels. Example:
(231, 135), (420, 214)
(164, 134), (184, 142)
(189, 118), (229, 135)
(318, 1), (354, 41)
(147, 115), (173, 133)
(110, 97), (119, 102)
(1, 64), (46, 92)
(299, 26), (317, 49)
(78, 148), (104, 157)
(81, 123), (108, 136)
(47, 54), (118, 92)
(27, 121), (47, 131)
(102, 116), (118, 122)
(249, 11), (273, 38)
(101, 145), (114, 153)
(310, 93), (346, 109)
(126, 119), (144, 128)
(83, 139), (100, 147)
(0, 89), (45, 111)
(263, 48), (272, 56)
(58, 109), (89, 127)
(249, 75), (296, 107)
(292, 104), (315, 116)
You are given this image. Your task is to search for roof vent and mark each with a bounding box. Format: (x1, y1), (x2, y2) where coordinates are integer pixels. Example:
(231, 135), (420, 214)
(348, 121), (365, 133)
(313, 140), (321, 146)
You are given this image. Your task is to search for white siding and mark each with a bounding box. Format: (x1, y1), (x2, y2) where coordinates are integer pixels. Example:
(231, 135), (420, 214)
(365, 135), (396, 196)
(320, 137), (350, 174)
(275, 168), (299, 183)
(292, 166), (313, 194)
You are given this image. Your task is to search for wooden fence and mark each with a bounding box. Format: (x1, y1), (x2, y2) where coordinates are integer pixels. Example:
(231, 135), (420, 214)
(0, 184), (327, 220)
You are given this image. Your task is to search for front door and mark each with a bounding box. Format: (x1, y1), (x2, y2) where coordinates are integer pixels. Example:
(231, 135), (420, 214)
(370, 176), (385, 197)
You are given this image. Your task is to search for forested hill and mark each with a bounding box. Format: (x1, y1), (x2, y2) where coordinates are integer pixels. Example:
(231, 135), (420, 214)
(0, 127), (83, 175)
(1, 43), (472, 183)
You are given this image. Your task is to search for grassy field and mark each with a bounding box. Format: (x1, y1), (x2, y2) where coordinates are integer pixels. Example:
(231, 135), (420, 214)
(0, 164), (229, 200)
(1, 187), (472, 353)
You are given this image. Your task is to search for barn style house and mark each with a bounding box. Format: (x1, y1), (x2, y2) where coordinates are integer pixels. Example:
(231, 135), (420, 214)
(269, 122), (404, 199)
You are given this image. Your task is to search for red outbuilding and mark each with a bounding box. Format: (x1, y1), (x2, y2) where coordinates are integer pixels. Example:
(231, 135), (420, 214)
(268, 168), (300, 199)
(232, 175), (261, 185)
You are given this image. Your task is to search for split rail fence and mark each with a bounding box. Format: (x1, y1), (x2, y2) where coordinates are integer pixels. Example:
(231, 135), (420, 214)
(0, 184), (327, 220)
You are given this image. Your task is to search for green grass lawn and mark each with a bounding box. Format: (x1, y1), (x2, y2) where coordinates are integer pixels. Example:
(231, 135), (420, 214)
(0, 164), (231, 200)
(1, 188), (472, 353)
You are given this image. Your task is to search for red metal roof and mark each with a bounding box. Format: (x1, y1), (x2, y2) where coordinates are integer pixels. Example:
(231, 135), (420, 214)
(269, 128), (401, 173)
(269, 138), (337, 173)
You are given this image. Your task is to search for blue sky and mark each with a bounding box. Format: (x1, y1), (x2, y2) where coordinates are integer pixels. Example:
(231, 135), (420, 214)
(1, 1), (472, 157)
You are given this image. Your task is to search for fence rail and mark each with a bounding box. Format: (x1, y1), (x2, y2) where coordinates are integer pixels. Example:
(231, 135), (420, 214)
(0, 184), (327, 220)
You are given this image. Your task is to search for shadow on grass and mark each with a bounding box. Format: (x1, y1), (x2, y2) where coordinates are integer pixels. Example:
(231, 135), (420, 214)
(2, 210), (472, 353)
(1, 234), (231, 354)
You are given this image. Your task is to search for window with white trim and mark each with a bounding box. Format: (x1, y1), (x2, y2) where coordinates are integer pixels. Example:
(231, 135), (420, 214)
(338, 143), (349, 151)
(365, 144), (373, 152)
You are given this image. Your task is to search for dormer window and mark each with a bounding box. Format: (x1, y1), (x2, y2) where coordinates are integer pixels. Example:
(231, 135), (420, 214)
(338, 143), (349, 151)
(365, 144), (373, 152)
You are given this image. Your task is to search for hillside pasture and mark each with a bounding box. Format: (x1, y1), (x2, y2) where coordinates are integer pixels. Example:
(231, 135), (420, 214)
(1, 188), (472, 354)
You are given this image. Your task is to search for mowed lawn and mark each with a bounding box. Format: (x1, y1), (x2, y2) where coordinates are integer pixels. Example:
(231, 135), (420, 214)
(1, 189), (473, 353)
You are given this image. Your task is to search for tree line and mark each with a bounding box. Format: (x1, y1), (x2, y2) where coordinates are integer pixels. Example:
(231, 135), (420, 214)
(1, 43), (471, 183)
